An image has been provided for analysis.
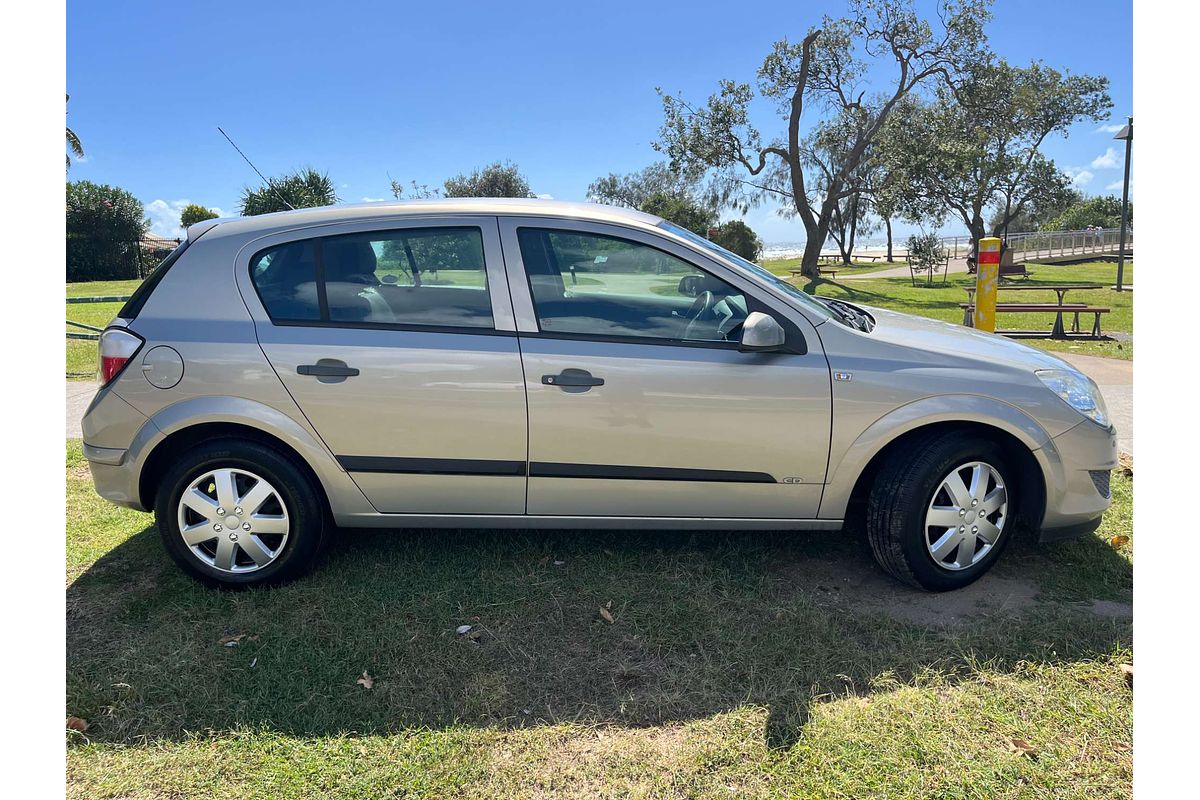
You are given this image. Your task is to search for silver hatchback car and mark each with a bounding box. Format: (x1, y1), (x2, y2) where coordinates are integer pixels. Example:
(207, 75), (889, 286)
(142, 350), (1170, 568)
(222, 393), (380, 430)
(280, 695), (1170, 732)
(83, 199), (1117, 590)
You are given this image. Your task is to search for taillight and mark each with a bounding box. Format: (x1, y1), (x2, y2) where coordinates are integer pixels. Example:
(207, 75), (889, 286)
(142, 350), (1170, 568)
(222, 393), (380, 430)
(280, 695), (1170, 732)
(97, 328), (144, 386)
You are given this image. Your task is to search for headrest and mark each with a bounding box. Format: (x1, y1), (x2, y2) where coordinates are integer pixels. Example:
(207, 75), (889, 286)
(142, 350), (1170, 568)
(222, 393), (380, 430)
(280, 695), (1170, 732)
(323, 239), (378, 282)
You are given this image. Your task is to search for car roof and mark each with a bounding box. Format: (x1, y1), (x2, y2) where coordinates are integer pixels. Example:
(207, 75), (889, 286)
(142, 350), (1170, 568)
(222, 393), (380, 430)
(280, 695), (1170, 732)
(188, 198), (665, 243)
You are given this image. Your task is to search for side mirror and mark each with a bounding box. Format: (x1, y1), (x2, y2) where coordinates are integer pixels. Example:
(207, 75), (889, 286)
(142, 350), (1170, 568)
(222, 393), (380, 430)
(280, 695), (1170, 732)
(739, 311), (786, 352)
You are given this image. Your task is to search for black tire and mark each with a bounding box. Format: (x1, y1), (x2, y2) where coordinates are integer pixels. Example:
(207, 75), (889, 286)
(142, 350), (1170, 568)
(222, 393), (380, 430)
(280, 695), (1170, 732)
(866, 431), (1017, 591)
(154, 438), (326, 588)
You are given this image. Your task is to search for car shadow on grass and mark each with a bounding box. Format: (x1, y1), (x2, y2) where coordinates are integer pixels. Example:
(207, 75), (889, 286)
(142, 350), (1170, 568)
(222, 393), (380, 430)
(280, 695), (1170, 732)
(66, 518), (1130, 750)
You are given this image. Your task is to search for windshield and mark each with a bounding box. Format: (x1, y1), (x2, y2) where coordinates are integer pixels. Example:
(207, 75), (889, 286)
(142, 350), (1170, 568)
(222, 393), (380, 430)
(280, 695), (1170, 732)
(657, 221), (835, 322)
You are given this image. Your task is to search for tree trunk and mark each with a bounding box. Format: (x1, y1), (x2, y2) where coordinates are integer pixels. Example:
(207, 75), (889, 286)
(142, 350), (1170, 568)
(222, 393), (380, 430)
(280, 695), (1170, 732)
(968, 216), (987, 261)
(885, 217), (894, 262)
(800, 236), (825, 279)
(846, 195), (859, 265)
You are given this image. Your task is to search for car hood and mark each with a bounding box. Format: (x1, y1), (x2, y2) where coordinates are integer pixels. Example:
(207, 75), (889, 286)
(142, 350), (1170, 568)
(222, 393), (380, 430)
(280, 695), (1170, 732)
(854, 304), (1077, 373)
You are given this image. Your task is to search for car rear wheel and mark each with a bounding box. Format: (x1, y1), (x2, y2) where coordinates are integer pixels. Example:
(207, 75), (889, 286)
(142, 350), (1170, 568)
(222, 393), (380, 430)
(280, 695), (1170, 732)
(866, 432), (1016, 591)
(155, 439), (326, 588)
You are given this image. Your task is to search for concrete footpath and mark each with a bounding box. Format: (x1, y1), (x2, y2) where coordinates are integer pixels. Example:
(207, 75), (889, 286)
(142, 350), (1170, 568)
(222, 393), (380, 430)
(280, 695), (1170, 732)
(841, 256), (973, 281)
(65, 352), (1133, 457)
(1058, 352), (1133, 457)
(67, 380), (99, 440)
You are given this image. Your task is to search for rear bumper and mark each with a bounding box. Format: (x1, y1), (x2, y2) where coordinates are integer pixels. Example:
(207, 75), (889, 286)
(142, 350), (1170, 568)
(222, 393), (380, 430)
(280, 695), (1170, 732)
(86, 454), (147, 511)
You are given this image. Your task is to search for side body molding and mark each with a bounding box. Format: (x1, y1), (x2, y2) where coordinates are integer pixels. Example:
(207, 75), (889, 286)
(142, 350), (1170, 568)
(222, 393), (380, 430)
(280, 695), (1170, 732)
(124, 394), (375, 516)
(818, 393), (1062, 520)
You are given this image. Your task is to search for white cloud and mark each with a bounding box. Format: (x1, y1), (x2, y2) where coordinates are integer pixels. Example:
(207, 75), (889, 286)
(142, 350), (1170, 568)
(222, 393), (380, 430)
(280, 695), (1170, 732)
(1096, 123), (1124, 134)
(360, 196), (386, 203)
(1067, 168), (1094, 188)
(535, 193), (555, 200)
(340, 183), (350, 188)
(144, 199), (226, 238)
(1091, 147), (1120, 169)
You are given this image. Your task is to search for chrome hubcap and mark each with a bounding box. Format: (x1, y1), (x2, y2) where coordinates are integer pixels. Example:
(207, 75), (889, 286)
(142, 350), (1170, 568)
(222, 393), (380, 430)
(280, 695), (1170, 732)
(176, 467), (289, 573)
(925, 461), (1008, 571)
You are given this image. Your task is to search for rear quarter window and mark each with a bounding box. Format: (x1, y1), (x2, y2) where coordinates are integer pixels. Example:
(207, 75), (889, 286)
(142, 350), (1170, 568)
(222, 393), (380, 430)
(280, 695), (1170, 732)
(117, 240), (190, 319)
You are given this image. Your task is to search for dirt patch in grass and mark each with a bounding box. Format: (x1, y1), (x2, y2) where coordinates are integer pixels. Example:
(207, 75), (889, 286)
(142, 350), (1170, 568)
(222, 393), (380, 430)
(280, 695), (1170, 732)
(772, 552), (1040, 628)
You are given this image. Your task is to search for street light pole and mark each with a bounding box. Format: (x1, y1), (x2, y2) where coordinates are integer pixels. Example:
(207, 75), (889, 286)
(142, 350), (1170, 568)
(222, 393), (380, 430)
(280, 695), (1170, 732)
(1114, 116), (1133, 292)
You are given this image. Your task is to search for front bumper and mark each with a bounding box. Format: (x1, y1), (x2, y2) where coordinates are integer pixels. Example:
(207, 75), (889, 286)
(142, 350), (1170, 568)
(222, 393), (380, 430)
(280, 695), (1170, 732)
(1037, 418), (1119, 542)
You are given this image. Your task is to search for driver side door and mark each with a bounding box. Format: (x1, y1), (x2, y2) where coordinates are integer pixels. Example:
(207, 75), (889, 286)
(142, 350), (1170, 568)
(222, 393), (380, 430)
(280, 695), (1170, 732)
(498, 217), (832, 520)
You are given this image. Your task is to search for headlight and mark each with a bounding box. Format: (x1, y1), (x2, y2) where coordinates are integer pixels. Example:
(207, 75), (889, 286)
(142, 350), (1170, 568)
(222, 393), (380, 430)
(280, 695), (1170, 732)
(1035, 369), (1109, 427)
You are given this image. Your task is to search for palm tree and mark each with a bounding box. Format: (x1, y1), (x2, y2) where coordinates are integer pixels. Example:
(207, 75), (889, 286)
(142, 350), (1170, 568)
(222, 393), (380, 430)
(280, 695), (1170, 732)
(66, 94), (84, 170)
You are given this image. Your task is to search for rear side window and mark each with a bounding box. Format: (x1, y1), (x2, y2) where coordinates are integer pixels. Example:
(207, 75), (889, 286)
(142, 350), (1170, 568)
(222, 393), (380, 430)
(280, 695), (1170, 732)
(117, 240), (189, 320)
(249, 227), (493, 329)
(323, 228), (492, 328)
(250, 241), (321, 321)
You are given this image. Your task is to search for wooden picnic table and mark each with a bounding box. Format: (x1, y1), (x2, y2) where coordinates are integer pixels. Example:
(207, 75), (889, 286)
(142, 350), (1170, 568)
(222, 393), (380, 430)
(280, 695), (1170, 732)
(790, 267), (838, 280)
(962, 284), (1105, 338)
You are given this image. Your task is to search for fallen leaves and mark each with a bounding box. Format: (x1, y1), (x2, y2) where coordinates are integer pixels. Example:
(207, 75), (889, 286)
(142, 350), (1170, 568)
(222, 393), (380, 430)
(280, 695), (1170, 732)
(1120, 663), (1133, 686)
(356, 671), (374, 689)
(455, 624), (484, 643)
(1007, 738), (1037, 758)
(1109, 534), (1130, 548)
(66, 716), (89, 733)
(1119, 453), (1133, 478)
(599, 601), (615, 624)
(218, 633), (259, 647)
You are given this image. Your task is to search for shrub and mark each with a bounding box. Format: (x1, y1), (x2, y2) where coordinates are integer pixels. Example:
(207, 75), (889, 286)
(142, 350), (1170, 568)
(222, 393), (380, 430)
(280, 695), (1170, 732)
(66, 180), (150, 281)
(907, 232), (946, 275)
(180, 203), (219, 229)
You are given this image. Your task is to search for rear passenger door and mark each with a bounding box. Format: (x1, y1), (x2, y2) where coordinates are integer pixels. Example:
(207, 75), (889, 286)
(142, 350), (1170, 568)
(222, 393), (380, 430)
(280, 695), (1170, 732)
(236, 217), (528, 515)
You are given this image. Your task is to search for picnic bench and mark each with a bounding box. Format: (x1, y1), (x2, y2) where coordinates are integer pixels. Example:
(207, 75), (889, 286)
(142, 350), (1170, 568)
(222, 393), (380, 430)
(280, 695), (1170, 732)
(960, 303), (1110, 338)
(961, 283), (1109, 338)
(966, 247), (1029, 279)
(787, 267), (844, 280)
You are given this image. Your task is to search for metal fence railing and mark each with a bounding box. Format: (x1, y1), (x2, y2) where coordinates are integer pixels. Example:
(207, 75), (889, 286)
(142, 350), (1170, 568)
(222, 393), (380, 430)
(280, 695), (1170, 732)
(1004, 228), (1132, 261)
(936, 229), (1133, 261)
(66, 295), (131, 342)
(66, 235), (181, 282)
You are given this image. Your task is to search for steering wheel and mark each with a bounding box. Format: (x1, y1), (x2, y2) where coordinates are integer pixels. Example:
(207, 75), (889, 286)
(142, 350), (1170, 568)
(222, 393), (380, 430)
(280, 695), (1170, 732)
(682, 290), (716, 340)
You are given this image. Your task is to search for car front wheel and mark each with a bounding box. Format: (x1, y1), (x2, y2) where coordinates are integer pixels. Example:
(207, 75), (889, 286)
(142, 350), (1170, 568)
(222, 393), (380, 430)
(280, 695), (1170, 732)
(154, 439), (326, 587)
(866, 432), (1016, 591)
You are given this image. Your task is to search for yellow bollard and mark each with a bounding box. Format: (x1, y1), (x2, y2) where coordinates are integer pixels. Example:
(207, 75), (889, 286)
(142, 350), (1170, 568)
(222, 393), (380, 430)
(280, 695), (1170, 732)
(973, 237), (1000, 332)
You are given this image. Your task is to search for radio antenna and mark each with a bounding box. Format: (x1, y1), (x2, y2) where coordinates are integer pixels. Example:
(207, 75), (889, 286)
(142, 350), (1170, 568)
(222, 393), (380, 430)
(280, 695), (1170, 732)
(217, 126), (295, 211)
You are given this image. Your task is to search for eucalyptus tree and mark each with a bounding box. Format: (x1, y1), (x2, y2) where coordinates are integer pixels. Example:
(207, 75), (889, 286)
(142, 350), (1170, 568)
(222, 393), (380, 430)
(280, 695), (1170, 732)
(879, 60), (1111, 252)
(656, 0), (991, 277)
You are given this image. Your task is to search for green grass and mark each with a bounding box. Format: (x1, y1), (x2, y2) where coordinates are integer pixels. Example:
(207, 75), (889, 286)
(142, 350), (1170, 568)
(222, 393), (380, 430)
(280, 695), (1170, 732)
(66, 279), (140, 379)
(796, 261), (1133, 360)
(67, 440), (1132, 798)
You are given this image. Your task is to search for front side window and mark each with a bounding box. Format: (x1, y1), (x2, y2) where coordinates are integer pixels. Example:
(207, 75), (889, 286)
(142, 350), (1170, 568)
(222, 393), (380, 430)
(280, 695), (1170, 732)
(516, 228), (749, 343)
(250, 227), (493, 329)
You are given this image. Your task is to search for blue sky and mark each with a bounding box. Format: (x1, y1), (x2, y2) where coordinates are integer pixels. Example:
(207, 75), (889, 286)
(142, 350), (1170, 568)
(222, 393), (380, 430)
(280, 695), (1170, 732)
(66, 0), (1131, 243)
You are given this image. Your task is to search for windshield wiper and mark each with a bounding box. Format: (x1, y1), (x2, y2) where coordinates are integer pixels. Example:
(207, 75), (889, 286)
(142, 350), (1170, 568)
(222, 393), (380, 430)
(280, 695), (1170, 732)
(821, 299), (873, 332)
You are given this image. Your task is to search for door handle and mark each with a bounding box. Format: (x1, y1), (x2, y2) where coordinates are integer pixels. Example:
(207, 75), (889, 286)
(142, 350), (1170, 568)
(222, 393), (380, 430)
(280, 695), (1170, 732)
(542, 369), (604, 388)
(297, 360), (360, 380)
